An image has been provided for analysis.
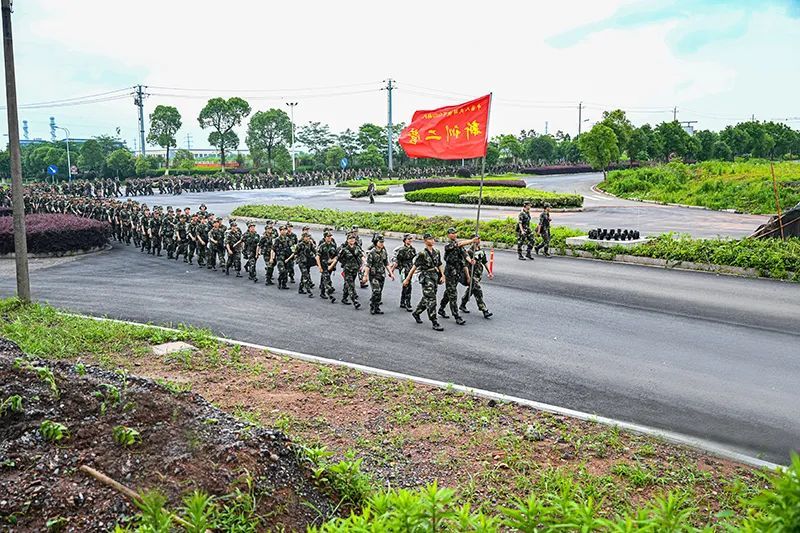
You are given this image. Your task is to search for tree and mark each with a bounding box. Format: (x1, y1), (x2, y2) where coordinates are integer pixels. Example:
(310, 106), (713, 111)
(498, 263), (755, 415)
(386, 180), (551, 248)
(578, 124), (619, 178)
(652, 121), (692, 161)
(0, 150), (10, 178)
(245, 108), (292, 170)
(497, 134), (523, 163)
(106, 149), (135, 177)
(693, 130), (718, 161)
(485, 142), (500, 166)
(627, 125), (653, 163)
(78, 139), (106, 174)
(147, 105), (182, 174)
(297, 121), (334, 157)
(324, 145), (347, 169)
(598, 109), (633, 161)
(358, 123), (384, 152)
(712, 140), (733, 161)
(198, 97), (251, 171)
(28, 145), (67, 178)
(524, 135), (557, 163)
(134, 155), (155, 176)
(357, 144), (386, 169)
(338, 128), (360, 159)
(557, 139), (582, 163)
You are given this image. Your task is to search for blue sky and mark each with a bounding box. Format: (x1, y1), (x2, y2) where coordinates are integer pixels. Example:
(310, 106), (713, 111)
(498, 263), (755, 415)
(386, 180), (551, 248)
(2, 0), (798, 151)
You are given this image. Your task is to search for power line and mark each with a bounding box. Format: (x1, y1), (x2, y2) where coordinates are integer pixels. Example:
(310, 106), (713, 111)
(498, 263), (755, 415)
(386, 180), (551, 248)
(146, 81), (380, 93)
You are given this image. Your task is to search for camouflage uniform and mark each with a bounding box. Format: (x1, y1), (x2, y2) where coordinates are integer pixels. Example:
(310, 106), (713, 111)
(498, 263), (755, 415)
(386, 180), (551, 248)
(365, 244), (389, 314)
(187, 219), (198, 264)
(516, 207), (534, 259)
(294, 236), (317, 296)
(316, 238), (338, 302)
(207, 224), (225, 270)
(392, 241), (417, 310)
(273, 232), (293, 289)
(460, 245), (492, 318)
(259, 228), (276, 285)
(161, 214), (176, 259)
(149, 215), (162, 256)
(224, 224), (244, 276)
(194, 220), (208, 266)
(439, 238), (467, 322)
(337, 241), (363, 309)
(534, 209), (552, 256)
(286, 227), (298, 283)
(412, 246), (443, 326)
(242, 228), (260, 281)
(174, 217), (189, 262)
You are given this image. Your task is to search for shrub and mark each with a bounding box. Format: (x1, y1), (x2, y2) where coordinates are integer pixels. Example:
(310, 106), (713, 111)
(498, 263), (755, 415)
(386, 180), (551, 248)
(405, 186), (583, 208)
(403, 178), (526, 192)
(522, 162), (640, 175)
(0, 214), (110, 255)
(0, 207), (11, 217)
(350, 186), (389, 198)
(336, 179), (407, 188)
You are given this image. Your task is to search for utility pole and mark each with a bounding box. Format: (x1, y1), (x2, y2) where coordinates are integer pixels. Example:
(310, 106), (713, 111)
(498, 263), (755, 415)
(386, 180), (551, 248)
(134, 84), (146, 156)
(577, 101), (584, 136)
(673, 106), (678, 121)
(545, 121), (548, 135)
(385, 79), (394, 173)
(56, 126), (71, 181)
(285, 102), (297, 175)
(2, 0), (30, 302)
(185, 133), (192, 150)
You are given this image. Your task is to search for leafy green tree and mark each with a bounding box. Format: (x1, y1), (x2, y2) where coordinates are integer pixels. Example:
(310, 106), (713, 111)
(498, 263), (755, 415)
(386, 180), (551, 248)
(28, 145), (67, 178)
(197, 97), (251, 171)
(271, 145), (293, 173)
(497, 134), (523, 163)
(627, 125), (653, 163)
(245, 108), (292, 170)
(358, 144), (386, 168)
(338, 128), (360, 159)
(712, 140), (733, 161)
(172, 148), (193, 168)
(324, 145), (347, 169)
(557, 139), (582, 163)
(652, 121), (692, 161)
(78, 139), (106, 174)
(297, 121), (334, 158)
(358, 123), (385, 152)
(0, 150), (9, 178)
(693, 130), (718, 161)
(134, 155), (155, 176)
(107, 149), (135, 177)
(524, 135), (557, 163)
(93, 135), (125, 157)
(147, 105), (182, 174)
(485, 142), (500, 166)
(578, 124), (619, 177)
(598, 109), (633, 161)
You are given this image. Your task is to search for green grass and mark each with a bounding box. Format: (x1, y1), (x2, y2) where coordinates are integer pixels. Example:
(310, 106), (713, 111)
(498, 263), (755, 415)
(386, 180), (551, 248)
(231, 204), (584, 247)
(600, 160), (800, 214)
(349, 186), (389, 198)
(405, 185), (584, 208)
(336, 179), (408, 188)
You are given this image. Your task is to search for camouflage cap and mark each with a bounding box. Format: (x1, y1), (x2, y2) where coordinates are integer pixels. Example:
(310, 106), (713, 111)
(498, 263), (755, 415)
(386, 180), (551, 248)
(229, 220), (237, 226)
(403, 233), (412, 240)
(248, 222), (256, 228)
(199, 203), (207, 209)
(351, 225), (359, 230)
(472, 233), (481, 239)
(447, 227), (457, 234)
(376, 235), (384, 242)
(279, 224), (287, 230)
(423, 232), (434, 239)
(544, 203), (551, 208)
(265, 219), (273, 225)
(302, 232), (311, 238)
(323, 231), (333, 237)
(523, 201), (531, 207)
(286, 222), (293, 227)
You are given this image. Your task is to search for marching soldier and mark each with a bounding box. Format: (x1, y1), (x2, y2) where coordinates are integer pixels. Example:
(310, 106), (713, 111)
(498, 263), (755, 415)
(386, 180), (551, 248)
(337, 233), (363, 310)
(363, 235), (394, 314)
(390, 234), (416, 311)
(225, 220), (244, 276)
(286, 222), (298, 284)
(195, 214), (208, 267)
(273, 225), (293, 290)
(535, 203), (552, 257)
(258, 222), (276, 285)
(404, 232), (445, 331)
(438, 227), (476, 326)
(516, 201), (535, 260)
(243, 222), (261, 282)
(292, 232), (317, 296)
(174, 214), (189, 262)
(316, 231), (338, 303)
(460, 234), (494, 319)
(206, 218), (225, 271)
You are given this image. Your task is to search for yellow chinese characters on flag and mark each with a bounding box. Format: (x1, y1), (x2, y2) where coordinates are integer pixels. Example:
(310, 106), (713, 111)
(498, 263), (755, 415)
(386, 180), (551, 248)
(399, 94), (491, 160)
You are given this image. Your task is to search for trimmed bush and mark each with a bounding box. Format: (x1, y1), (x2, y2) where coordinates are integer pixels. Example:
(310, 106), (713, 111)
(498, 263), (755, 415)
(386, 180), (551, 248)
(405, 186), (583, 208)
(0, 214), (110, 255)
(402, 178), (526, 192)
(336, 179), (408, 188)
(522, 162), (640, 175)
(0, 207), (11, 217)
(350, 186), (389, 198)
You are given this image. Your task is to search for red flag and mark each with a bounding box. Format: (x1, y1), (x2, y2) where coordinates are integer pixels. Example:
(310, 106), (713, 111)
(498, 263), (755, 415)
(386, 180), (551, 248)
(399, 94), (491, 160)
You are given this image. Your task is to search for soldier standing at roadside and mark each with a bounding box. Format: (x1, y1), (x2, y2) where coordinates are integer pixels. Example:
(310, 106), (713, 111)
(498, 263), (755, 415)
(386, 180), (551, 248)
(534, 203), (552, 257)
(363, 235), (394, 314)
(516, 201), (535, 260)
(390, 234), (416, 311)
(404, 232), (445, 331)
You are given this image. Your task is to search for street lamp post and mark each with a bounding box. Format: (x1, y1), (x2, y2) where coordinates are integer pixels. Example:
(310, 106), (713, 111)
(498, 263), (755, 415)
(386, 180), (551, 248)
(55, 126), (71, 181)
(286, 102), (297, 175)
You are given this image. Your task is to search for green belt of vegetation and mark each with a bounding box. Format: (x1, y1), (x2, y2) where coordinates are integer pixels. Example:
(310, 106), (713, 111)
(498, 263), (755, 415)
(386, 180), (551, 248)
(336, 179), (409, 188)
(231, 205), (799, 280)
(600, 160), (800, 214)
(404, 186), (584, 208)
(349, 186), (389, 198)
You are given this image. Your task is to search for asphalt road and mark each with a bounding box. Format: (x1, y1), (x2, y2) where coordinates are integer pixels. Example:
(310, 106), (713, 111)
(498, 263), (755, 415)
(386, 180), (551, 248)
(2, 229), (798, 464)
(125, 172), (768, 238)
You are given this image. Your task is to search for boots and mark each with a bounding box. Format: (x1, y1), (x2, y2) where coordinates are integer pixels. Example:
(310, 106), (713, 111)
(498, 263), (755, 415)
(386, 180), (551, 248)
(483, 310), (493, 319)
(454, 316), (466, 326)
(438, 308), (450, 319)
(432, 321), (444, 331)
(412, 312), (423, 324)
(459, 305), (470, 314)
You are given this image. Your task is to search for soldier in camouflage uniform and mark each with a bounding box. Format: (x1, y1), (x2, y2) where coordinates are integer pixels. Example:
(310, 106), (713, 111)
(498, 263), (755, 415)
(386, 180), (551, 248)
(242, 222), (261, 282)
(225, 220), (244, 276)
(403, 232), (445, 331)
(292, 232), (317, 297)
(534, 203), (552, 257)
(194, 214), (208, 267)
(258, 222), (276, 285)
(337, 233), (363, 310)
(139, 208), (151, 253)
(363, 235), (394, 314)
(187, 214), (198, 265)
(516, 201), (535, 260)
(149, 210), (163, 256)
(161, 208), (176, 259)
(273, 225), (293, 290)
(286, 222), (298, 284)
(390, 234), (416, 311)
(206, 218), (225, 271)
(315, 231), (338, 303)
(438, 227), (476, 326)
(174, 214), (189, 262)
(460, 234), (494, 319)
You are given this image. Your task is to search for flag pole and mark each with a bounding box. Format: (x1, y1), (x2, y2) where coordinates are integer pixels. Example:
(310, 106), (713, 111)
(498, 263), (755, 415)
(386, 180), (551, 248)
(468, 93), (491, 310)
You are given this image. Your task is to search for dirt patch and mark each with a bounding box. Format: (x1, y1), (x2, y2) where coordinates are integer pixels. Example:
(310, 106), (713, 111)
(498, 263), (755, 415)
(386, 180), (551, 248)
(0, 339), (337, 532)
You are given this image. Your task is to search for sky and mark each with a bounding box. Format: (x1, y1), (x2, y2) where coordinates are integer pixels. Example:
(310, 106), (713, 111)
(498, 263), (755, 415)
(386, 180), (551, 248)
(1, 0), (799, 152)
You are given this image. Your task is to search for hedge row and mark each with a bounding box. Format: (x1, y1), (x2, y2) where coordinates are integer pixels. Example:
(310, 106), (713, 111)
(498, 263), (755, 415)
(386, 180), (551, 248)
(0, 207), (11, 217)
(350, 186), (389, 198)
(402, 178), (526, 192)
(336, 179), (408, 188)
(405, 186), (584, 208)
(521, 162), (640, 175)
(0, 214), (110, 255)
(231, 204), (584, 246)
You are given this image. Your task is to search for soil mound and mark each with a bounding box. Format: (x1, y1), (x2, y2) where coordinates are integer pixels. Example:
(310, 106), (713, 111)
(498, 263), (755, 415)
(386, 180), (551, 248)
(0, 338), (337, 531)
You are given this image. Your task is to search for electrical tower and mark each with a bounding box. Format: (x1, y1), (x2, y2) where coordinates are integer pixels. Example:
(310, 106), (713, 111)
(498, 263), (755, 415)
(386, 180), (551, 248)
(384, 79), (394, 172)
(577, 102), (584, 136)
(21, 119), (27, 140)
(49, 116), (56, 141)
(133, 85), (147, 156)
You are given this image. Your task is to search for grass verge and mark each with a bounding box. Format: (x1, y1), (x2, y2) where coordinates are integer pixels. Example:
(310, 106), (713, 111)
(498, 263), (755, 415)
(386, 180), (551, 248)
(405, 185), (584, 208)
(2, 299), (799, 532)
(599, 160), (800, 214)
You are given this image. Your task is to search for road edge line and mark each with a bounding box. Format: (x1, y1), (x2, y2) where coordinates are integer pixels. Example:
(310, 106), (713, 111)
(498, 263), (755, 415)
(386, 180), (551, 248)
(68, 312), (782, 471)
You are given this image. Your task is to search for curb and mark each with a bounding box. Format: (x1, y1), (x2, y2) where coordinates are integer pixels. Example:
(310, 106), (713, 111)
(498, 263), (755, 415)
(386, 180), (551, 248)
(228, 214), (791, 282)
(0, 244), (112, 260)
(68, 313), (782, 470)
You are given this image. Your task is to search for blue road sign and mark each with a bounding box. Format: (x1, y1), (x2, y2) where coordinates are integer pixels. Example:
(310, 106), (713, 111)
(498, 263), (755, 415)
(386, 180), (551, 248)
(340, 157), (348, 169)
(47, 164), (58, 175)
